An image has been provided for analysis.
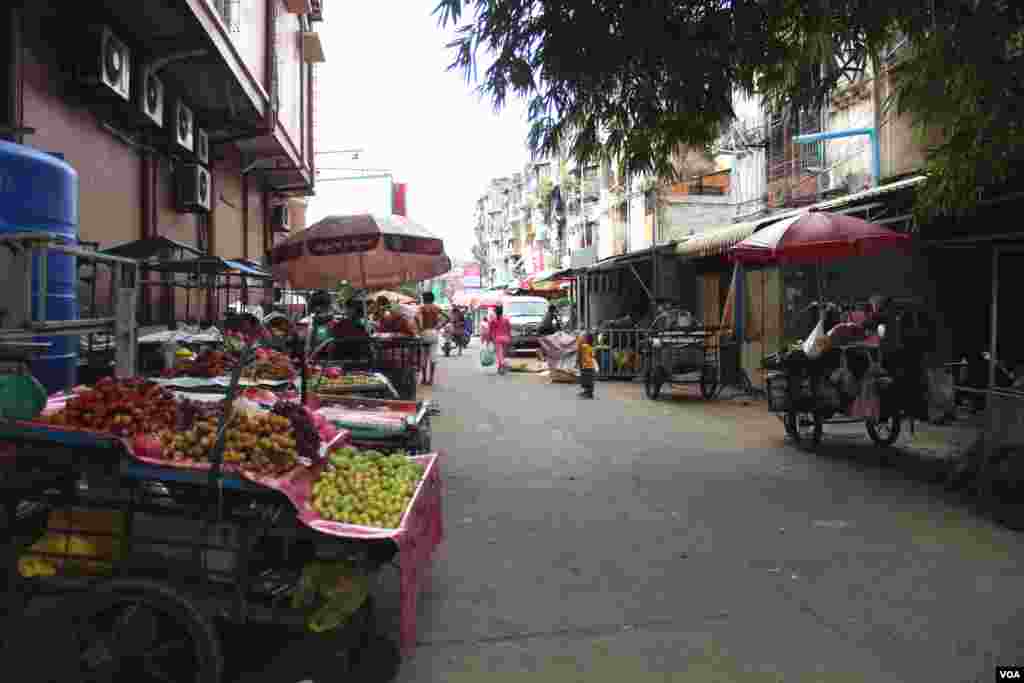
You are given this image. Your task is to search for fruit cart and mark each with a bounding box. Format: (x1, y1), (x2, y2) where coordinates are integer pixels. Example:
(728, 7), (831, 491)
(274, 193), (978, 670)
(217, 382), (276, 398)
(642, 325), (724, 400)
(307, 334), (428, 402)
(0, 347), (444, 682)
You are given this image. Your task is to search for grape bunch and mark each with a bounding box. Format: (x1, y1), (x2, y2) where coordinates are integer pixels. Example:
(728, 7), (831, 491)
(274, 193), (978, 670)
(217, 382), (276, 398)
(312, 449), (425, 529)
(174, 399), (224, 431)
(271, 402), (322, 463)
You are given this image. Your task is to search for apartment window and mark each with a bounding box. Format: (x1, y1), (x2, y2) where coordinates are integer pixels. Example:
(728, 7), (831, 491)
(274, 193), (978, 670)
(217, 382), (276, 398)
(197, 214), (211, 255)
(583, 222), (595, 248)
(213, 0), (241, 32)
(536, 163), (551, 184)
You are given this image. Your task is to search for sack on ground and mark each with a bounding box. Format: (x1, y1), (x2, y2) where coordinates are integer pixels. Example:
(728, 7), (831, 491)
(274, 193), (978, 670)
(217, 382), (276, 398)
(802, 320), (829, 359)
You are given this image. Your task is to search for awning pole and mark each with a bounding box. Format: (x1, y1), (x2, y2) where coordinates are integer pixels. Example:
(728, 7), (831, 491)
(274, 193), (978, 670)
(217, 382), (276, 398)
(628, 263), (654, 305)
(979, 246), (1000, 499)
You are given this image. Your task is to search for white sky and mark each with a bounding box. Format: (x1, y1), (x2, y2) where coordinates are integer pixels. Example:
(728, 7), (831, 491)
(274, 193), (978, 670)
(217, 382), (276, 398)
(307, 1), (532, 263)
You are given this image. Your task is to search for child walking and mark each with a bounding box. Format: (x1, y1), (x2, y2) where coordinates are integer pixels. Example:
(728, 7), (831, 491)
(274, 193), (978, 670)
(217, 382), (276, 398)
(577, 332), (596, 399)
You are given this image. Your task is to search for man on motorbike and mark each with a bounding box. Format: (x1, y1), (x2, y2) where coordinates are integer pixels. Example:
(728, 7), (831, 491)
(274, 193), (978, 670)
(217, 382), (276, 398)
(449, 306), (469, 356)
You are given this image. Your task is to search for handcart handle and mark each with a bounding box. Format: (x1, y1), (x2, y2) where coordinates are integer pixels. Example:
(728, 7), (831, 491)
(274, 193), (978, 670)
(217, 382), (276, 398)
(207, 343), (257, 514)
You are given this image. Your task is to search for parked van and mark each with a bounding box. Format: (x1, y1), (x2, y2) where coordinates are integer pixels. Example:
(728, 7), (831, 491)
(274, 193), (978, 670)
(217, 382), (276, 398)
(476, 294), (550, 351)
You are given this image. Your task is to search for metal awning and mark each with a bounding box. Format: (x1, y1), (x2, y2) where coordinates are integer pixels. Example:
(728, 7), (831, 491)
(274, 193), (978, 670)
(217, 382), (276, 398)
(675, 220), (765, 259)
(810, 175), (926, 212)
(145, 256), (274, 279)
(534, 267), (579, 282)
(101, 236), (203, 261)
(583, 243), (680, 273)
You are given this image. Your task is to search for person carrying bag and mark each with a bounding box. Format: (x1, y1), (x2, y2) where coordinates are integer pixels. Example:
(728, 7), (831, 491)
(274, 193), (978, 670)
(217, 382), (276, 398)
(480, 306), (511, 374)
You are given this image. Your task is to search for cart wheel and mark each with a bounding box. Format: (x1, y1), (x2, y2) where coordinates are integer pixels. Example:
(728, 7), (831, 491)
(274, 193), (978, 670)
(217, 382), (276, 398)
(66, 579), (223, 683)
(866, 415), (901, 447)
(786, 410), (823, 451)
(644, 367), (664, 400)
(699, 365), (719, 400)
(417, 417), (433, 454)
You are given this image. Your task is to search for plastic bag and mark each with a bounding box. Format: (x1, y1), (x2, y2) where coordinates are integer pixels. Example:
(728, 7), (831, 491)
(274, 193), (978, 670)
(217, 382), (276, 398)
(802, 320), (830, 359)
(480, 344), (496, 367)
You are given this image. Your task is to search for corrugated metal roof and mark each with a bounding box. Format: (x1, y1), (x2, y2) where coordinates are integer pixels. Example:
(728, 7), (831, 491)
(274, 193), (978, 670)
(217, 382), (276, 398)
(674, 175), (927, 259)
(676, 221), (761, 258)
(811, 175), (926, 212)
(676, 210), (805, 258)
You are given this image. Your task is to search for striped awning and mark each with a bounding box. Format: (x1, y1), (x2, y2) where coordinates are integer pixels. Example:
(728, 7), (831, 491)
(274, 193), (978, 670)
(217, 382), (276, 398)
(675, 220), (763, 259)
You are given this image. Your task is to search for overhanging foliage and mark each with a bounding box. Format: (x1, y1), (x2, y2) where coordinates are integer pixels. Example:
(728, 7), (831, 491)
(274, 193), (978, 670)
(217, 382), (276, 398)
(436, 0), (1024, 220)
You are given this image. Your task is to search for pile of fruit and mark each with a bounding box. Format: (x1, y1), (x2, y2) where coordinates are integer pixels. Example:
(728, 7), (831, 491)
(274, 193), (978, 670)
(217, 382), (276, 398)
(157, 412), (299, 477)
(311, 448), (425, 529)
(162, 349), (237, 379)
(242, 348), (296, 382)
(41, 377), (177, 437)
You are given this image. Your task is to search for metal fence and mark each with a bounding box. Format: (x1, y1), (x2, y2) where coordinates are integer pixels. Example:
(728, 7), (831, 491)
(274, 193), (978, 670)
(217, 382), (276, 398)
(593, 328), (650, 380)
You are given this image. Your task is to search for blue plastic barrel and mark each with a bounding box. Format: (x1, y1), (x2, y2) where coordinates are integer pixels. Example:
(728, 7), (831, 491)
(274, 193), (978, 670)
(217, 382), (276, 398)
(0, 140), (80, 395)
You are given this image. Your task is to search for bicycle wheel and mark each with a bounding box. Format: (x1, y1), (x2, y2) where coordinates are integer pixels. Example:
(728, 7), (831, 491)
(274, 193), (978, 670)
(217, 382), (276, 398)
(65, 579), (223, 683)
(699, 364), (719, 399)
(866, 415), (901, 447)
(786, 410), (823, 451)
(644, 367), (665, 400)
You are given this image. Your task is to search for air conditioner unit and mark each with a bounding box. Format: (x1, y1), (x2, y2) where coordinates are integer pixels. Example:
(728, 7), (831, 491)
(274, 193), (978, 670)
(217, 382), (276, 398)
(270, 204), (290, 232)
(135, 63), (164, 127)
(195, 128), (209, 165)
(283, 0), (314, 14)
(76, 25), (131, 101)
(170, 100), (194, 153)
(177, 164), (211, 213)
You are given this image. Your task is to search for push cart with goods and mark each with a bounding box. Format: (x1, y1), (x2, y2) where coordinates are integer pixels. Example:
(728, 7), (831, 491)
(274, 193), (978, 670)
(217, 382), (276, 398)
(0, 350), (442, 682)
(764, 344), (902, 452)
(764, 299), (934, 452)
(727, 210), (920, 452)
(642, 324), (723, 400)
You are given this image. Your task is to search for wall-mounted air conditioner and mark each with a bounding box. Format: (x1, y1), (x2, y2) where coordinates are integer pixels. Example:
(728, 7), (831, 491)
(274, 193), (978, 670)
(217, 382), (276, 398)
(283, 0), (313, 14)
(170, 100), (194, 153)
(195, 128), (209, 165)
(271, 204), (290, 232)
(136, 63), (164, 127)
(177, 164), (211, 213)
(76, 25), (131, 102)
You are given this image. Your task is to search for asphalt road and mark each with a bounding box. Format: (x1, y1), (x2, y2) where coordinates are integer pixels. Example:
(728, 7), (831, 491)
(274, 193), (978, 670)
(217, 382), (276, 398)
(388, 343), (1024, 683)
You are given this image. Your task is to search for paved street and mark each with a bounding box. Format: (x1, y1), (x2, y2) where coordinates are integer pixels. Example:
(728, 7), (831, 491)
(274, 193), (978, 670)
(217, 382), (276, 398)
(389, 344), (1024, 682)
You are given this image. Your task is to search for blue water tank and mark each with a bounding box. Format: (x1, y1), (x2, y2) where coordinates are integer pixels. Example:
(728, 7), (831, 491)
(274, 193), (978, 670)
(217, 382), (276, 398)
(0, 140), (80, 395)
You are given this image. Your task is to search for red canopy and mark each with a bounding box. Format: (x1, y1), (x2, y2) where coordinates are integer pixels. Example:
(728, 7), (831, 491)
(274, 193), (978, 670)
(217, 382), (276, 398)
(728, 212), (912, 265)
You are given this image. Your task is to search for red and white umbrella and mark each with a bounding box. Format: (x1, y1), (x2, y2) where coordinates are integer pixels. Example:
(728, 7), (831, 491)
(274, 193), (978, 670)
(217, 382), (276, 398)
(728, 211), (912, 265)
(270, 214), (451, 290)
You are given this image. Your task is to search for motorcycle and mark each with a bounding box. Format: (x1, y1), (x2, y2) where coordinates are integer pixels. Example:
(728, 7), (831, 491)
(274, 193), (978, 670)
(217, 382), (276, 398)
(442, 323), (469, 357)
(441, 324), (455, 357)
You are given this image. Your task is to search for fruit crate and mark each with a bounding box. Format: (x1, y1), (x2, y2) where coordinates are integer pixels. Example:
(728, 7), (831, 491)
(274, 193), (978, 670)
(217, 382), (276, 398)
(309, 371), (399, 400)
(314, 396), (436, 454)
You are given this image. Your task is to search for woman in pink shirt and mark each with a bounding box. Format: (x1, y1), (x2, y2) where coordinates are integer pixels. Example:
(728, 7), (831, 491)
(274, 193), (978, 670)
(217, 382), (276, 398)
(485, 304), (513, 375)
